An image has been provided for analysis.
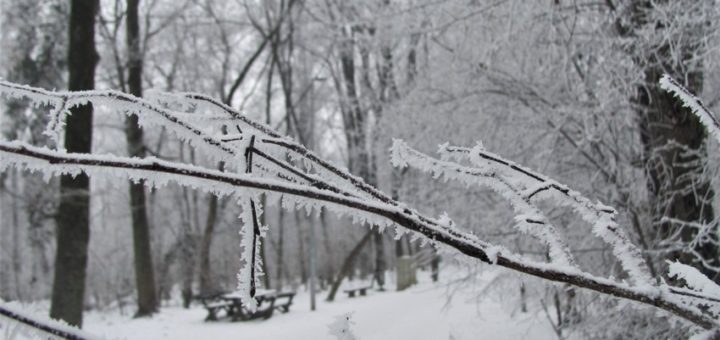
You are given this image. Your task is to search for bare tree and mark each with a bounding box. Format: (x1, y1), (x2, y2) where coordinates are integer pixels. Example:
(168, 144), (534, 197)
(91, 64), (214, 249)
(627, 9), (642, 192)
(125, 0), (159, 317)
(48, 0), (99, 327)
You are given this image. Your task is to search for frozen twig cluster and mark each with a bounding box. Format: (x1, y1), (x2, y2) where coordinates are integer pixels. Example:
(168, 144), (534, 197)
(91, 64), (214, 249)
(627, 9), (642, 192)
(0, 80), (718, 331)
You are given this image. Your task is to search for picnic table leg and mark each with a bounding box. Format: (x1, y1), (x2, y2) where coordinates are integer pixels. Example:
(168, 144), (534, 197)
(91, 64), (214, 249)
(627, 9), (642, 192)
(231, 304), (245, 321)
(205, 308), (217, 321)
(360, 289), (366, 296)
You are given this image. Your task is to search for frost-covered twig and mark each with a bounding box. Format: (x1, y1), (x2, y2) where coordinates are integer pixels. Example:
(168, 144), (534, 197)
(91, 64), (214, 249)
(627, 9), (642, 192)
(150, 88), (397, 204)
(0, 80), (238, 162)
(0, 302), (102, 340)
(438, 143), (653, 285)
(390, 140), (575, 267)
(660, 74), (720, 145)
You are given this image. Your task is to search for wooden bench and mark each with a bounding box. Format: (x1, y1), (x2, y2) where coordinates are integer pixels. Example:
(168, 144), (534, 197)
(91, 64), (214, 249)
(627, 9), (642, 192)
(343, 285), (372, 298)
(204, 301), (235, 321)
(194, 292), (232, 321)
(273, 292), (295, 313)
(200, 290), (293, 322)
(232, 298), (276, 321)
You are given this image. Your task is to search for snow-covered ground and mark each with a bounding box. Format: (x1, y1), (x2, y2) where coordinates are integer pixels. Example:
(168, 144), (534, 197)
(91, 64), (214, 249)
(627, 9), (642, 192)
(81, 268), (555, 340)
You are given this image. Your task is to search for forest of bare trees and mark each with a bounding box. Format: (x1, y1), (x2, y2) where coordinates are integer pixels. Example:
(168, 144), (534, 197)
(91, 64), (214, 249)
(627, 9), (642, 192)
(1, 1), (720, 339)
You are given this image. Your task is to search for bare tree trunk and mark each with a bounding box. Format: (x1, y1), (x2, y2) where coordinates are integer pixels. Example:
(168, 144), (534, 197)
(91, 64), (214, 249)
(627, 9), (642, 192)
(179, 188), (197, 309)
(309, 211), (318, 310)
(10, 170), (23, 300)
(372, 232), (386, 290)
(320, 208), (334, 288)
(275, 206), (285, 290)
(49, 0), (98, 327)
(430, 249), (439, 282)
(125, 0), (158, 317)
(198, 194), (218, 295)
(295, 210), (308, 284)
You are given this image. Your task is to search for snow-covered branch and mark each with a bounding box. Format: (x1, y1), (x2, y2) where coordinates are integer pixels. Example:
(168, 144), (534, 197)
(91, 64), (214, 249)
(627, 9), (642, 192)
(660, 74), (720, 145)
(435, 142), (653, 285)
(0, 81), (718, 330)
(390, 139), (575, 267)
(0, 80), (240, 164)
(0, 302), (101, 340)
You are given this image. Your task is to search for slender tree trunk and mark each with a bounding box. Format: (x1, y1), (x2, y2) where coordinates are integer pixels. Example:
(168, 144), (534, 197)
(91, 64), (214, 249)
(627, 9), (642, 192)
(179, 189), (197, 309)
(320, 208), (334, 282)
(11, 170), (22, 300)
(125, 0), (158, 317)
(309, 211), (318, 310)
(198, 194), (218, 295)
(50, 0), (99, 327)
(372, 232), (386, 289)
(276, 206), (285, 290)
(295, 210), (308, 284)
(326, 230), (373, 302)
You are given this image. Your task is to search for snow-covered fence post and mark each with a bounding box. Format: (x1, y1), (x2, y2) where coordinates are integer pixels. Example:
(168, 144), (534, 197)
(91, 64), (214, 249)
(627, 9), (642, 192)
(0, 80), (719, 331)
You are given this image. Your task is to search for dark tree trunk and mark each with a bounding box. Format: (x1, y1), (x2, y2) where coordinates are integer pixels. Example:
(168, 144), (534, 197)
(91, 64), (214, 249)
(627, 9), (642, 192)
(276, 207), (285, 290)
(125, 0), (158, 317)
(320, 208), (334, 285)
(372, 232), (386, 289)
(295, 210), (308, 284)
(180, 233), (197, 309)
(198, 194), (219, 295)
(629, 1), (720, 282)
(49, 0), (99, 327)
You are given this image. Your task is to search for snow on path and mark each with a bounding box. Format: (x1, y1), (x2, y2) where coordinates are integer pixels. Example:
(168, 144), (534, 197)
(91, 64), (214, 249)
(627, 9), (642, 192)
(85, 270), (555, 340)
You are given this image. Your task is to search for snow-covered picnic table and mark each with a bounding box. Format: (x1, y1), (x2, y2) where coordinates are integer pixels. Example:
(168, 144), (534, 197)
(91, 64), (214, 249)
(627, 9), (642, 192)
(201, 289), (295, 321)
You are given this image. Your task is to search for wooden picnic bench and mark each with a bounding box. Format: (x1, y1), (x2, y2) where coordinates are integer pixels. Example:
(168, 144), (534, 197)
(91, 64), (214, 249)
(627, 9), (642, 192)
(204, 300), (235, 321)
(194, 292), (232, 321)
(232, 298), (275, 321)
(200, 290), (295, 322)
(273, 292), (295, 313)
(343, 285), (372, 298)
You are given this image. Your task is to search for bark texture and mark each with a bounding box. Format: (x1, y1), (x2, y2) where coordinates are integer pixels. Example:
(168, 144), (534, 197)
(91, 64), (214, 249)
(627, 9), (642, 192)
(125, 0), (159, 317)
(49, 0), (99, 327)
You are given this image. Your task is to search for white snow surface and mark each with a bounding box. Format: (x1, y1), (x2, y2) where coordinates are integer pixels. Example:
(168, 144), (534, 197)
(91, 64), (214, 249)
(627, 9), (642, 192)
(81, 269), (555, 340)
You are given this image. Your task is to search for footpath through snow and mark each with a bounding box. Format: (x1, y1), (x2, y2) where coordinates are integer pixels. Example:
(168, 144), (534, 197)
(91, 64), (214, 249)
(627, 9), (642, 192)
(83, 267), (555, 340)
